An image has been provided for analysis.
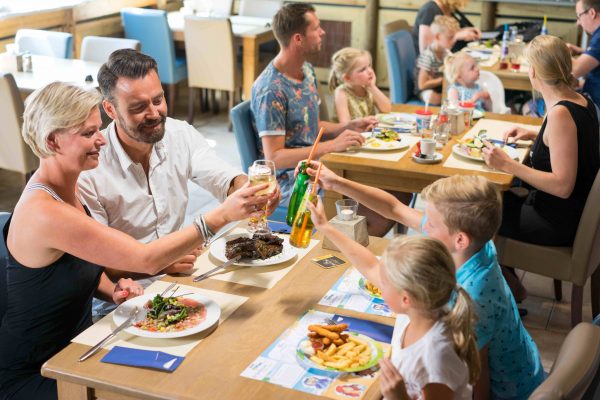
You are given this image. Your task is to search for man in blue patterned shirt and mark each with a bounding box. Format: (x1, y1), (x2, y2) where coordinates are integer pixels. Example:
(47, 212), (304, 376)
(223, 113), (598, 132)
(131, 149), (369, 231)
(251, 3), (376, 205)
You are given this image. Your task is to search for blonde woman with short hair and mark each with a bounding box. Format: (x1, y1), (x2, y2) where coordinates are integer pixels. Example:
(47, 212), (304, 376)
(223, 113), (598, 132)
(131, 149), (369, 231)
(412, 0), (481, 55)
(1, 82), (270, 399)
(483, 35), (600, 247)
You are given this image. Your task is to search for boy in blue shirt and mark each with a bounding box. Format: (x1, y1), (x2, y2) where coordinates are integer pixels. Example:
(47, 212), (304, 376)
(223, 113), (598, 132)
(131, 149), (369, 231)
(304, 162), (544, 399)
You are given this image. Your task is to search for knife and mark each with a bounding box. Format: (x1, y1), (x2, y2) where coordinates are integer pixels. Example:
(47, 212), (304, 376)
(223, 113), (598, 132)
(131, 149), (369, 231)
(193, 255), (242, 282)
(79, 306), (139, 362)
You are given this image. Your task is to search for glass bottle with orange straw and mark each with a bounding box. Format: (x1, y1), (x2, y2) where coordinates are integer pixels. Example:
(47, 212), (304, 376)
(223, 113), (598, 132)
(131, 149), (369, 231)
(289, 163), (322, 248)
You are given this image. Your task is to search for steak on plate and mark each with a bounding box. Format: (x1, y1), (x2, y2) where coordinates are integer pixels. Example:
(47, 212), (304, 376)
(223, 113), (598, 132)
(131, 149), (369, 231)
(225, 234), (284, 260)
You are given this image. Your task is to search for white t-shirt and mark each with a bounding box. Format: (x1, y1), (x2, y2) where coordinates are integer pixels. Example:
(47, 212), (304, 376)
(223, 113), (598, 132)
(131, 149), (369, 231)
(389, 317), (472, 400)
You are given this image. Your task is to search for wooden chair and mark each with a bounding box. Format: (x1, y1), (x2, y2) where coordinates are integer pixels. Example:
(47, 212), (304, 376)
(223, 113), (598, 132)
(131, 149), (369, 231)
(495, 170), (600, 327)
(184, 16), (241, 127)
(0, 73), (38, 183)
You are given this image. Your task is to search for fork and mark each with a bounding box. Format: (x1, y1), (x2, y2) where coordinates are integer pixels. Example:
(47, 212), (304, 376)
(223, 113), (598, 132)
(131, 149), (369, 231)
(322, 317), (341, 325)
(159, 282), (177, 297)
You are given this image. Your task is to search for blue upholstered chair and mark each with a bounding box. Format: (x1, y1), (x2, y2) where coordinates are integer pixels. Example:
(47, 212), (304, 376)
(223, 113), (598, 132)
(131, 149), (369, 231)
(383, 25), (422, 105)
(0, 212), (11, 326)
(15, 29), (73, 59)
(121, 8), (187, 114)
(230, 101), (287, 222)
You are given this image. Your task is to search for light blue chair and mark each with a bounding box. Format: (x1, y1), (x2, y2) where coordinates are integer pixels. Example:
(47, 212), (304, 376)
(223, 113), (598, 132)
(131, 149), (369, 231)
(230, 101), (287, 222)
(121, 8), (187, 113)
(384, 28), (422, 105)
(15, 29), (73, 59)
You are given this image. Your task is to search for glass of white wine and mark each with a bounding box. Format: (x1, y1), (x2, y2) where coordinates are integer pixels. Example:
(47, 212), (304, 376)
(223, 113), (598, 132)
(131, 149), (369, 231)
(248, 159), (276, 233)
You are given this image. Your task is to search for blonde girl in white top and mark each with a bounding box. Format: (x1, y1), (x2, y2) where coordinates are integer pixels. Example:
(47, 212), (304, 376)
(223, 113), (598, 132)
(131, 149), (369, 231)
(328, 47), (392, 124)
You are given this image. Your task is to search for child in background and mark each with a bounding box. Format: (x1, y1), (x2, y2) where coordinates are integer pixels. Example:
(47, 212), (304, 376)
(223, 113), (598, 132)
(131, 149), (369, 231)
(300, 161), (545, 400)
(445, 52), (492, 111)
(416, 15), (459, 105)
(329, 47), (391, 124)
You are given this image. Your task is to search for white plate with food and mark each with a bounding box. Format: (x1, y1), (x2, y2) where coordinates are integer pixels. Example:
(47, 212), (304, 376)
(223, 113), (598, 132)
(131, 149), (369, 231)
(296, 324), (383, 374)
(359, 132), (410, 151)
(452, 143), (518, 162)
(472, 109), (485, 120)
(113, 292), (221, 339)
(209, 232), (298, 267)
(358, 277), (383, 300)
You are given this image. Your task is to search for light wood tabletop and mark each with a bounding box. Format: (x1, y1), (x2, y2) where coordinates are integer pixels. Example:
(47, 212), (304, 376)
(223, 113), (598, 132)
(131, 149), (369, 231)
(0, 53), (101, 94)
(168, 11), (275, 100)
(320, 104), (542, 218)
(42, 236), (393, 400)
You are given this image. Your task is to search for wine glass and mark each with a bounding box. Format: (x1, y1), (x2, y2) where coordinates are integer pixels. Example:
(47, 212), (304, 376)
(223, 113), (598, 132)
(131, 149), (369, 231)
(248, 159), (276, 233)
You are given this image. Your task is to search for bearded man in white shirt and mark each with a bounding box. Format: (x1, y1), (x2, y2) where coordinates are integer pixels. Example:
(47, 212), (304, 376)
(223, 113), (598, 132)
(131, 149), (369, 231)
(78, 49), (280, 315)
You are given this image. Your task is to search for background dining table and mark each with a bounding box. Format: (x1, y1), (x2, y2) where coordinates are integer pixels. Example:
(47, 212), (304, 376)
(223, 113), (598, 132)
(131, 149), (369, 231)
(320, 104), (542, 218)
(42, 234), (393, 400)
(167, 11), (275, 100)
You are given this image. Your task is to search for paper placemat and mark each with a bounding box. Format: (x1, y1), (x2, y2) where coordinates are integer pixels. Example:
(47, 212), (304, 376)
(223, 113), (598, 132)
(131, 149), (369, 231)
(318, 268), (394, 318)
(443, 118), (540, 173)
(241, 309), (392, 399)
(332, 134), (420, 162)
(192, 228), (319, 289)
(72, 281), (248, 357)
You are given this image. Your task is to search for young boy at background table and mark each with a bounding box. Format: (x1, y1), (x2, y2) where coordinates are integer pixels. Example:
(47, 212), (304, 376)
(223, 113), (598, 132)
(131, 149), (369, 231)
(415, 16), (459, 105)
(445, 52), (492, 111)
(302, 162), (545, 399)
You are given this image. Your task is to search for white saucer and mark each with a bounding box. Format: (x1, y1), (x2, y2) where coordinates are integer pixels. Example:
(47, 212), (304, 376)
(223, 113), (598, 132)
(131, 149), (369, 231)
(412, 152), (443, 164)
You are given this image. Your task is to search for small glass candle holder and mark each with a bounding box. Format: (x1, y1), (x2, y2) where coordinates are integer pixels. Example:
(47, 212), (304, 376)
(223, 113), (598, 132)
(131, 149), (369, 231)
(336, 199), (358, 221)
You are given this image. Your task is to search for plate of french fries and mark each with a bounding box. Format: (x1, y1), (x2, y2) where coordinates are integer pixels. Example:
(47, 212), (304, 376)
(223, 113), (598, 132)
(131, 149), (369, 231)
(296, 323), (383, 373)
(358, 277), (383, 300)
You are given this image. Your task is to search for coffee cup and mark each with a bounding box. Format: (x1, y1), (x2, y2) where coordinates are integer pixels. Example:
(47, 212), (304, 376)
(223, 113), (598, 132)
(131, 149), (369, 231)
(458, 101), (476, 127)
(415, 109), (433, 134)
(419, 139), (436, 159)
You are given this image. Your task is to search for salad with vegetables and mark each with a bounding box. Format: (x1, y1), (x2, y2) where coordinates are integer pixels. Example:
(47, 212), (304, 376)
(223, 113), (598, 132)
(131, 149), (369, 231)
(373, 128), (399, 142)
(134, 294), (206, 332)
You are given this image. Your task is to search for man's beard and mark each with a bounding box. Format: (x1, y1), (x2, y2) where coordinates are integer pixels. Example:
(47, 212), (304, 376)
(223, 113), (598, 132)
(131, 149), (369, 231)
(117, 112), (167, 144)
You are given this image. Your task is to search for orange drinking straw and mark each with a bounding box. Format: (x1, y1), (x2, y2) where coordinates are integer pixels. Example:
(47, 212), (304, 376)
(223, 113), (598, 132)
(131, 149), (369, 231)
(311, 163), (323, 195)
(306, 127), (325, 165)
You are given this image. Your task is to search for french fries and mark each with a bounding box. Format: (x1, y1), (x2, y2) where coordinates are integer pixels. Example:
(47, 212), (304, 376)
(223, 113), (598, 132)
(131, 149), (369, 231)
(365, 280), (382, 297)
(305, 324), (372, 371)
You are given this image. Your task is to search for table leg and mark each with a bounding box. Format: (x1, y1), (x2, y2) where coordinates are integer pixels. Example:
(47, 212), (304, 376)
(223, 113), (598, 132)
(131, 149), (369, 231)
(242, 36), (259, 100)
(57, 380), (91, 400)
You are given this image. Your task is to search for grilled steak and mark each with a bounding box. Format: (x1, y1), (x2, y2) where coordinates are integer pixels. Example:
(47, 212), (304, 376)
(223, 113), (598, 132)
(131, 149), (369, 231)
(225, 234), (284, 260)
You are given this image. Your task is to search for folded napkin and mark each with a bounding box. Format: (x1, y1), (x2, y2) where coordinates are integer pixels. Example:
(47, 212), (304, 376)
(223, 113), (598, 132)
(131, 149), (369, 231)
(268, 220), (291, 234)
(101, 346), (184, 372)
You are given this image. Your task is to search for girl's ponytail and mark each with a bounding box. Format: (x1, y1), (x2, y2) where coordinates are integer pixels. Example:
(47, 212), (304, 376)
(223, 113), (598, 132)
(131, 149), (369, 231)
(445, 286), (481, 385)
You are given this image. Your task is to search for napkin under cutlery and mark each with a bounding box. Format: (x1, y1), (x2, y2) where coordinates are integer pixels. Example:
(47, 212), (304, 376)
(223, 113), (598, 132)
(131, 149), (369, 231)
(101, 346), (184, 372)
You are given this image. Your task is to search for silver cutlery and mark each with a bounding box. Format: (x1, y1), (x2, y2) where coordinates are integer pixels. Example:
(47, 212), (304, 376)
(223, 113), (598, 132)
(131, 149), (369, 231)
(79, 306), (139, 362)
(193, 255), (241, 282)
(159, 282), (177, 297)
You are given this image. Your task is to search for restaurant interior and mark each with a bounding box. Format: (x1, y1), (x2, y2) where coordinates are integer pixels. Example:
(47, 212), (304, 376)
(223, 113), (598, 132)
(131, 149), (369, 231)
(0, 0), (599, 399)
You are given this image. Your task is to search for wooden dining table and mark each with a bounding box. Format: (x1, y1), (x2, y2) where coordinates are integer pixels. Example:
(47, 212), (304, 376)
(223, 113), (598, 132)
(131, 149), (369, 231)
(167, 11), (276, 100)
(41, 235), (393, 400)
(0, 53), (101, 93)
(320, 104), (542, 218)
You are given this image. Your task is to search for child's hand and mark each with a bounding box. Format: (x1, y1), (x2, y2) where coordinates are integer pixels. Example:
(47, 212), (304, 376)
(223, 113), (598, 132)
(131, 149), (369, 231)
(379, 358), (410, 400)
(306, 161), (338, 191)
(306, 196), (329, 230)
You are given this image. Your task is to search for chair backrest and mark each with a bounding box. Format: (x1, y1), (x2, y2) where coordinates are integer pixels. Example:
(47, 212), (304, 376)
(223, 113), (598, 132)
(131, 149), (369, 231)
(384, 27), (416, 104)
(80, 36), (141, 63)
(239, 0), (282, 18)
(230, 100), (259, 173)
(15, 29), (73, 59)
(476, 70), (510, 114)
(0, 212), (11, 326)
(121, 8), (180, 84)
(184, 16), (237, 91)
(382, 19), (411, 38)
(206, 0), (233, 17)
(572, 170), (600, 286)
(529, 323), (600, 400)
(0, 73), (38, 175)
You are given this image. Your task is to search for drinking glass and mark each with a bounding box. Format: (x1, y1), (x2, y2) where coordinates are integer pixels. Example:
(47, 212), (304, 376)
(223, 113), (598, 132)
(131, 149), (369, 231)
(248, 160), (276, 233)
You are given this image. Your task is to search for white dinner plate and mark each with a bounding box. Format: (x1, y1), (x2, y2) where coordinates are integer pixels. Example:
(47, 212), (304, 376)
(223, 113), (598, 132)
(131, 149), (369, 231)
(377, 113), (417, 127)
(452, 143), (518, 162)
(209, 233), (298, 267)
(412, 152), (443, 164)
(113, 293), (221, 339)
(359, 132), (410, 152)
(472, 109), (485, 120)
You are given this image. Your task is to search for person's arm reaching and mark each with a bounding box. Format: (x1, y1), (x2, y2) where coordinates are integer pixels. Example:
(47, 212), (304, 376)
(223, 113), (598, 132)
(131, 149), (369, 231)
(572, 54), (600, 79)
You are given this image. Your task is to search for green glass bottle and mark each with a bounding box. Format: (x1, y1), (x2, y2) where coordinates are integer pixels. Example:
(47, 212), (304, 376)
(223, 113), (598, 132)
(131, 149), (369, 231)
(286, 161), (310, 226)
